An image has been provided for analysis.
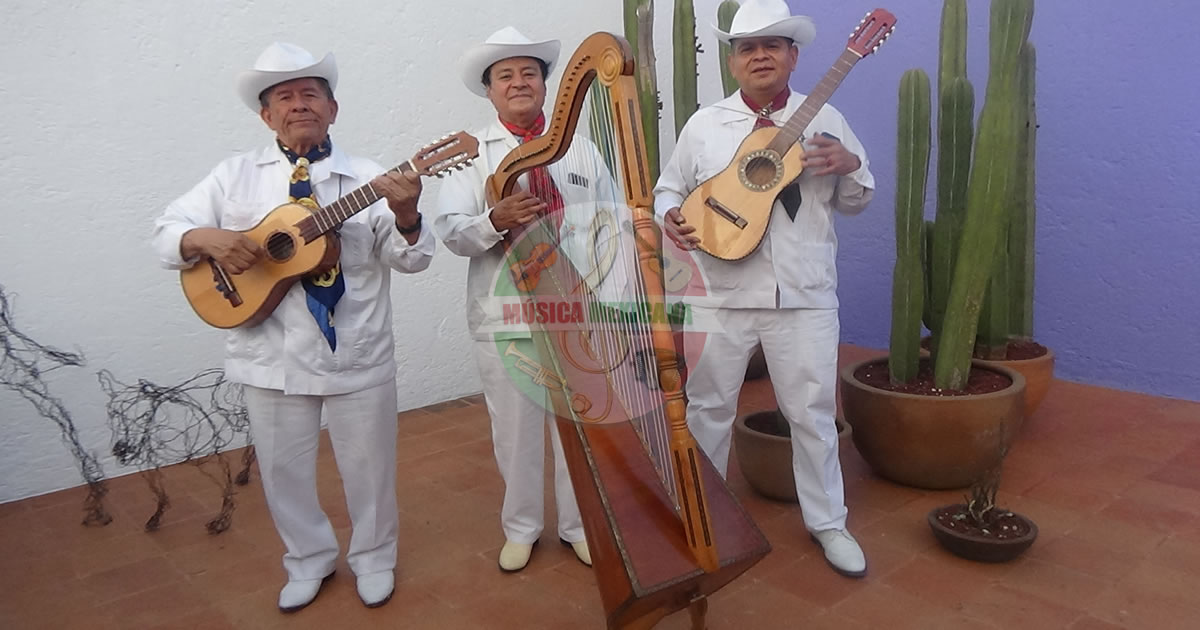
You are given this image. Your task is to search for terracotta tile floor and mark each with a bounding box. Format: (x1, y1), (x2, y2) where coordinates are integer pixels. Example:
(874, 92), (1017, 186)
(2, 345), (1198, 629)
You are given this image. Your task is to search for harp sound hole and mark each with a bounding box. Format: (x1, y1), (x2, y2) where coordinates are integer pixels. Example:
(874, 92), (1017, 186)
(265, 231), (295, 262)
(745, 157), (778, 186)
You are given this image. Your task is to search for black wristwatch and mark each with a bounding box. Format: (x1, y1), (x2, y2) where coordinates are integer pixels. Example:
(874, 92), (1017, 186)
(396, 212), (422, 235)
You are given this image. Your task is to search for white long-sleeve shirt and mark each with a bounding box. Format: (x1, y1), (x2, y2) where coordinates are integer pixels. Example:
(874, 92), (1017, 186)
(152, 142), (435, 395)
(654, 92), (875, 309)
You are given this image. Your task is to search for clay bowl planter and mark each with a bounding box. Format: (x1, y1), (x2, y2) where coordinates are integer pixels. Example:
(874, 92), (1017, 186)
(733, 409), (851, 502)
(976, 343), (1055, 418)
(839, 358), (1025, 490)
(927, 504), (1038, 562)
(922, 337), (1054, 420)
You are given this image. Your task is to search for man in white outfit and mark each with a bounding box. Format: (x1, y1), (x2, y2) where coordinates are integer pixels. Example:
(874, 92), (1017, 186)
(653, 0), (872, 577)
(434, 27), (617, 572)
(152, 43), (434, 610)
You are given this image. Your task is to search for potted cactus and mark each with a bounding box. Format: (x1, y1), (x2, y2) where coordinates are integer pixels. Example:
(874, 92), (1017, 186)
(840, 0), (1037, 489)
(923, 0), (1053, 418)
(970, 35), (1054, 418)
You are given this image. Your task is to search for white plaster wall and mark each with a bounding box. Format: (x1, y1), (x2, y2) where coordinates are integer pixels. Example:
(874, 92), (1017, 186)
(0, 0), (624, 502)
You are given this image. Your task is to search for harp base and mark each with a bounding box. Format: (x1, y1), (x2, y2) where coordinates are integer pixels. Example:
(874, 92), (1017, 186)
(557, 417), (772, 630)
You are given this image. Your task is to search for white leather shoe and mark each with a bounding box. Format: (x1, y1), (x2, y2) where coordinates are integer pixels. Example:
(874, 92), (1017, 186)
(560, 538), (592, 567)
(811, 529), (867, 578)
(278, 572), (334, 612)
(498, 541), (535, 572)
(356, 570), (394, 608)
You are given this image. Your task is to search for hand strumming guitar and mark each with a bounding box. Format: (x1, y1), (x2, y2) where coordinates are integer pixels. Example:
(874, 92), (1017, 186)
(490, 190), (547, 232)
(663, 207), (700, 251)
(181, 228), (264, 274)
(802, 134), (862, 177)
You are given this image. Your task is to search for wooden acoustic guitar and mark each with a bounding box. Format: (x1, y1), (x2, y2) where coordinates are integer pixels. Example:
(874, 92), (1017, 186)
(678, 9), (896, 261)
(181, 132), (479, 329)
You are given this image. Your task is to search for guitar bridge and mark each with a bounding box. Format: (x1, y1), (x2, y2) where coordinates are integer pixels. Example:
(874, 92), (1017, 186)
(704, 197), (747, 230)
(208, 260), (243, 307)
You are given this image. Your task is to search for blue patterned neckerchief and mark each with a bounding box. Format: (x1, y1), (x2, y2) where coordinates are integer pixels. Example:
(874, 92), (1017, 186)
(277, 137), (343, 351)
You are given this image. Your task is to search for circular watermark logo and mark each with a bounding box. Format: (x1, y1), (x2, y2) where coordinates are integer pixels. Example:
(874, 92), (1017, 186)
(481, 203), (719, 424)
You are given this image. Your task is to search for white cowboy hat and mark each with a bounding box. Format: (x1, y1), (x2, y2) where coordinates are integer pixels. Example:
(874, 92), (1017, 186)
(713, 0), (816, 49)
(458, 26), (561, 97)
(234, 42), (338, 112)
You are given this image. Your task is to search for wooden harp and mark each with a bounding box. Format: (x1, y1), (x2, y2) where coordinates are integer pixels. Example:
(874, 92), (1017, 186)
(485, 33), (770, 629)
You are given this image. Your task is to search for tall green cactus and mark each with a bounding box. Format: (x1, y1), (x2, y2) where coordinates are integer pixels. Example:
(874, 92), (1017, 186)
(976, 231), (1012, 358)
(934, 0), (1035, 389)
(1010, 42), (1037, 339)
(926, 0), (972, 340)
(976, 42), (1038, 358)
(624, 0), (642, 59)
(938, 0), (968, 89)
(625, 0), (660, 182)
(890, 70), (932, 384)
(717, 0), (740, 97)
(673, 0), (699, 137)
(927, 77), (974, 340)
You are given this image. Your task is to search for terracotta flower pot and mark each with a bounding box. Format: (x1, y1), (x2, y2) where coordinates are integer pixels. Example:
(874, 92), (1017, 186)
(921, 337), (1055, 420)
(732, 409), (851, 502)
(839, 358), (1025, 490)
(976, 347), (1055, 418)
(927, 504), (1038, 562)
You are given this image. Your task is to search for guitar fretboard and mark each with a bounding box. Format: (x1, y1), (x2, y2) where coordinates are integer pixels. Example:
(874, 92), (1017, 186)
(296, 161), (414, 243)
(766, 48), (863, 155)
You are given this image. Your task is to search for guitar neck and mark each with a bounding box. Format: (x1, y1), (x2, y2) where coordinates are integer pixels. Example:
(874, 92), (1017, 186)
(298, 161), (415, 241)
(767, 48), (863, 154)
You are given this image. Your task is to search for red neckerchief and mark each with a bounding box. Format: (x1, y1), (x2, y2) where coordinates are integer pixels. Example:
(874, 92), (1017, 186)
(499, 113), (565, 229)
(741, 88), (791, 129)
(500, 112), (547, 141)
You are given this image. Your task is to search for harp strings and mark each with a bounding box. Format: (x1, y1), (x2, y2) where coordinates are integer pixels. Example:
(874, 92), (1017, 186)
(510, 81), (680, 506)
(585, 83), (680, 504)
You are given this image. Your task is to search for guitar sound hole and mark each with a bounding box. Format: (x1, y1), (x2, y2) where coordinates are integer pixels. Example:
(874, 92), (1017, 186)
(744, 156), (779, 187)
(265, 232), (295, 262)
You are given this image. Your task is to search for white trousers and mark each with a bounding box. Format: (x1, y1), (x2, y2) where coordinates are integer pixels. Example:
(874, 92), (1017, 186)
(474, 339), (584, 544)
(243, 380), (398, 581)
(684, 307), (848, 531)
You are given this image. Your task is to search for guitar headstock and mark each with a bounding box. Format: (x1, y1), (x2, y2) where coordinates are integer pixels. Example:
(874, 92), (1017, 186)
(847, 8), (896, 58)
(411, 131), (480, 177)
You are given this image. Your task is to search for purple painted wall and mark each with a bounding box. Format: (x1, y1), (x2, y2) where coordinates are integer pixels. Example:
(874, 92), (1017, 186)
(782, 0), (1200, 401)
